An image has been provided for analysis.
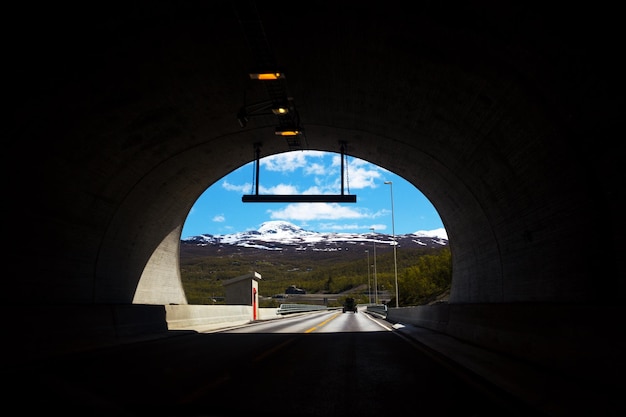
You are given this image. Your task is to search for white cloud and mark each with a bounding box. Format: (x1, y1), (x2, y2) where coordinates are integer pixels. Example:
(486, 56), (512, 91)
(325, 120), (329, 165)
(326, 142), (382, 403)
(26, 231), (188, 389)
(268, 203), (372, 221)
(212, 214), (225, 222)
(260, 183), (299, 194)
(317, 223), (377, 231)
(304, 162), (326, 175)
(372, 209), (390, 218)
(226, 152), (384, 196)
(329, 155), (383, 190)
(368, 224), (388, 232)
(302, 185), (324, 194)
(222, 180), (252, 193)
(261, 150), (326, 172)
(343, 164), (382, 189)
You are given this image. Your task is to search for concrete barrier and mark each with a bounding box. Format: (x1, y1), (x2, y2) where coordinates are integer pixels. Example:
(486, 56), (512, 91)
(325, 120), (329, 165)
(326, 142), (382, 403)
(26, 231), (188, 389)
(276, 303), (328, 315)
(364, 304), (388, 318)
(258, 307), (280, 319)
(165, 305), (283, 331)
(165, 304), (253, 331)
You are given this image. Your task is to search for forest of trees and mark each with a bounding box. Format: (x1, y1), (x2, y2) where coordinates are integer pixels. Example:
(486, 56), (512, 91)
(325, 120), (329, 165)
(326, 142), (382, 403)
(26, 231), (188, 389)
(180, 245), (451, 308)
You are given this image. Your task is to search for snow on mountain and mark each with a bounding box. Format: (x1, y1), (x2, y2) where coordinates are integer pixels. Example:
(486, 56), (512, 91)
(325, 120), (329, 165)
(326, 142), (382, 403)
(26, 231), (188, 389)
(412, 227), (448, 240)
(183, 220), (448, 251)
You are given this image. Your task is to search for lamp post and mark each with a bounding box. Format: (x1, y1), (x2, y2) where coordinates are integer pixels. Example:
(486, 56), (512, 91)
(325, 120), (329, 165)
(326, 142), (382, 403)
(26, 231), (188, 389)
(384, 181), (399, 308)
(370, 227), (378, 304)
(365, 250), (371, 303)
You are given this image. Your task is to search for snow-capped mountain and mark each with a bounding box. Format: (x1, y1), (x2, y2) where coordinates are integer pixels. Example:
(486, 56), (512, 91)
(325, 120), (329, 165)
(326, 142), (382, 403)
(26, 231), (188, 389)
(182, 220), (448, 252)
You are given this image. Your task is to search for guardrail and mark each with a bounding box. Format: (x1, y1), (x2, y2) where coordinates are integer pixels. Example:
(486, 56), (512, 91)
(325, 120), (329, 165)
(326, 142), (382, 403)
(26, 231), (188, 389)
(364, 303), (388, 318)
(276, 303), (328, 315)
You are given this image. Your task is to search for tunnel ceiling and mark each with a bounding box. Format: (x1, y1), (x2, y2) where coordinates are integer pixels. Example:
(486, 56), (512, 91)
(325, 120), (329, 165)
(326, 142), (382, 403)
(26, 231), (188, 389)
(7, 2), (622, 305)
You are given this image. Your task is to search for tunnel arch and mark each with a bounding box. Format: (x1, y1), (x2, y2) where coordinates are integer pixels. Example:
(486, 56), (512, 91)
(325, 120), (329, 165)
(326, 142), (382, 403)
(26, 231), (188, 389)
(126, 130), (473, 306)
(114, 112), (549, 307)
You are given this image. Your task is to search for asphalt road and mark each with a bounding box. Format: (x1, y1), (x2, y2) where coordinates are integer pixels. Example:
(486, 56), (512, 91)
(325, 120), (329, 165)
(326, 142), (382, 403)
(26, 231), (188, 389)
(6, 309), (542, 416)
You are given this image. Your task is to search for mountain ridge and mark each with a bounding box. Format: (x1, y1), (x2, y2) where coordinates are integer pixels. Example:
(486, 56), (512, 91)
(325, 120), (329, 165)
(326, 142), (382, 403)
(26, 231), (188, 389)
(182, 220), (448, 253)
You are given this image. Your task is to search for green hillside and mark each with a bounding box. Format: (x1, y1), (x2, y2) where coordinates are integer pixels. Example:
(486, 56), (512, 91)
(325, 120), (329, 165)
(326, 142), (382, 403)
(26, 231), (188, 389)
(180, 244), (451, 307)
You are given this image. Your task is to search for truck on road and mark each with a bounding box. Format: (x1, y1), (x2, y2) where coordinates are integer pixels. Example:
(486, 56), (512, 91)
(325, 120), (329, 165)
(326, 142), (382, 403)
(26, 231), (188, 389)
(342, 297), (358, 313)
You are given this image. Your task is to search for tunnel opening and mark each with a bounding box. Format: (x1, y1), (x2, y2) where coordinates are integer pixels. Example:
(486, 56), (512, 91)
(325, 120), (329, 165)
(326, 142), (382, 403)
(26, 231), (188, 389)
(178, 150), (450, 309)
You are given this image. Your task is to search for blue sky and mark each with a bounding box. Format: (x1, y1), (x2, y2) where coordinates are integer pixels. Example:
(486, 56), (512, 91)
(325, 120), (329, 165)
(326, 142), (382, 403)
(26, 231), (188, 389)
(182, 150), (446, 238)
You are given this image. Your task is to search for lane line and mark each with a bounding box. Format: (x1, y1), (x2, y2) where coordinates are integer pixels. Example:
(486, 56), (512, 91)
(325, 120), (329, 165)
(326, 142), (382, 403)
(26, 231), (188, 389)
(305, 312), (341, 333)
(362, 311), (396, 331)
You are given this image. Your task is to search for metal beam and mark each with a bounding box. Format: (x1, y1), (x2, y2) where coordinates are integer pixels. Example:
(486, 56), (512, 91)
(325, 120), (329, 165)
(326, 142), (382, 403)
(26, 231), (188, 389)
(242, 194), (357, 203)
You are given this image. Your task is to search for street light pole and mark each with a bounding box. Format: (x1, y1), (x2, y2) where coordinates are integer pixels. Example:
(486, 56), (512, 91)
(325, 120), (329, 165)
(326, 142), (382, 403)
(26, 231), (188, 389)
(365, 250), (371, 303)
(385, 181), (399, 308)
(370, 227), (378, 304)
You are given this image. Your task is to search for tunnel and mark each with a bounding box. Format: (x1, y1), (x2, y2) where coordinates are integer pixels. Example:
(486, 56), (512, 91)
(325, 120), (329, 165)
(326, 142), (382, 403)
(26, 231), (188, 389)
(5, 1), (623, 414)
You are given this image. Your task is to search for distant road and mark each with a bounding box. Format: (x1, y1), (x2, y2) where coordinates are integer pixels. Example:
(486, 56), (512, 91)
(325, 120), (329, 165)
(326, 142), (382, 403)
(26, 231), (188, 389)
(7, 309), (540, 416)
(271, 289), (393, 304)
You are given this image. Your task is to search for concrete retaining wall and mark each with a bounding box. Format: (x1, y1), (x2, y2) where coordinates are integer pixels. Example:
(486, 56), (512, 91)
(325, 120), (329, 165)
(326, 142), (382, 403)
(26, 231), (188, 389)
(387, 303), (624, 382)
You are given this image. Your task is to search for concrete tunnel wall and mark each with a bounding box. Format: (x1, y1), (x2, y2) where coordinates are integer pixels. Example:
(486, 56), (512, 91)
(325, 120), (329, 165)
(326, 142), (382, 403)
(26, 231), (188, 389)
(6, 2), (623, 367)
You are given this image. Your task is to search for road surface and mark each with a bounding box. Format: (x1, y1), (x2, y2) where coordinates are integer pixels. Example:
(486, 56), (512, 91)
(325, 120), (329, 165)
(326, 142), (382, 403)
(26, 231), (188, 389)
(6, 308), (541, 416)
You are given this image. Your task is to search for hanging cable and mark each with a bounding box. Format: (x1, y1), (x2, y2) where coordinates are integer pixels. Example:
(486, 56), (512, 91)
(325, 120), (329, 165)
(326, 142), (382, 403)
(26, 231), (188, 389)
(242, 142), (356, 203)
(339, 141), (350, 195)
(345, 145), (350, 195)
(251, 143), (261, 195)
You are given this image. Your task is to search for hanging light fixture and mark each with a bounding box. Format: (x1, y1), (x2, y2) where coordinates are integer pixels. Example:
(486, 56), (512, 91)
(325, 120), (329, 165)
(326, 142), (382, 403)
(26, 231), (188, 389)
(271, 100), (290, 115)
(274, 126), (302, 136)
(249, 71), (285, 80)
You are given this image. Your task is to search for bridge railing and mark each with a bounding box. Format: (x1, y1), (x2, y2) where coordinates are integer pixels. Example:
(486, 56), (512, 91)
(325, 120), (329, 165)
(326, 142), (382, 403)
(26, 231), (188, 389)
(276, 303), (328, 315)
(364, 303), (388, 318)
